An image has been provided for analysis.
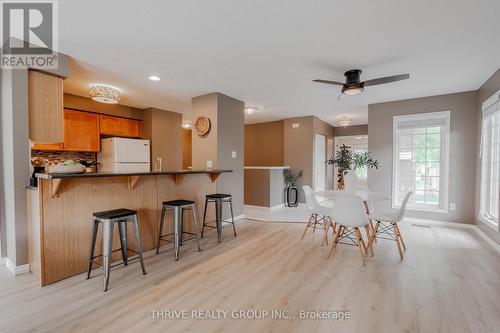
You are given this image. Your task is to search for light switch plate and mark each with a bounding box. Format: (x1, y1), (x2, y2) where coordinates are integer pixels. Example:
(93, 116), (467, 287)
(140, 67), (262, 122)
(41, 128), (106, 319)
(232, 151), (237, 158)
(207, 160), (213, 168)
(449, 203), (456, 211)
(292, 123), (300, 128)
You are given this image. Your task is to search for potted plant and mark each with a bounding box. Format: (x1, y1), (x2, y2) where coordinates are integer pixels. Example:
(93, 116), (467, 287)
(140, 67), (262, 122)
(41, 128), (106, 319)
(326, 144), (379, 189)
(283, 169), (303, 207)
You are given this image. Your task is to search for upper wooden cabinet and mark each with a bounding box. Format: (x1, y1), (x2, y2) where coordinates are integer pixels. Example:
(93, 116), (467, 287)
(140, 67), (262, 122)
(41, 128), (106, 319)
(99, 115), (141, 138)
(63, 109), (100, 151)
(28, 70), (64, 143)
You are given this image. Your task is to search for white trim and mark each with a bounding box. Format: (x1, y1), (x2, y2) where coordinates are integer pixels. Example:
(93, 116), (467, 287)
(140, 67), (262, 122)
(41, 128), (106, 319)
(482, 90), (500, 111)
(222, 214), (245, 223)
(404, 217), (500, 255)
(244, 166), (290, 170)
(0, 257), (5, 266)
(5, 259), (30, 275)
(244, 204), (286, 211)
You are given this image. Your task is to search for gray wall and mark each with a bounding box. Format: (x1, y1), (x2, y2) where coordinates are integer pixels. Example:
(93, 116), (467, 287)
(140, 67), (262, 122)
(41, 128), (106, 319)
(191, 92), (244, 218)
(368, 91), (479, 224)
(216, 93), (245, 218)
(476, 69), (500, 244)
(334, 124), (368, 137)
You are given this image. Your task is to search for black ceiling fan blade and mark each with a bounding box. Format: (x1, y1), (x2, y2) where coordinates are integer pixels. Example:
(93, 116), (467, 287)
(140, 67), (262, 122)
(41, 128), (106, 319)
(363, 74), (410, 86)
(313, 79), (345, 86)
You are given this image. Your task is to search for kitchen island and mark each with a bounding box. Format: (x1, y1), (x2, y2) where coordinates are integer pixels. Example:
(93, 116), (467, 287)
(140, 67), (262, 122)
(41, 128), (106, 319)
(27, 169), (231, 286)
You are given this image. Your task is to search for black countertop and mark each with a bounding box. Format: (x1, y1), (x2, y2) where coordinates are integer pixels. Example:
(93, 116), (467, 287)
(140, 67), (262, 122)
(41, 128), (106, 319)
(35, 169), (232, 180)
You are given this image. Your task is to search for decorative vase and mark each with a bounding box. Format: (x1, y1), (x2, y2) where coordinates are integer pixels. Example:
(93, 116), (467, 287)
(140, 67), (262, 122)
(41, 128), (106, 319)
(286, 184), (299, 207)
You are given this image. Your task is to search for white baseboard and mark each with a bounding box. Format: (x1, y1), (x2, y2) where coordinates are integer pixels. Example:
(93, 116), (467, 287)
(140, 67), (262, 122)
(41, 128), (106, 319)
(404, 217), (500, 255)
(5, 259), (30, 275)
(223, 214), (245, 223)
(0, 257), (5, 266)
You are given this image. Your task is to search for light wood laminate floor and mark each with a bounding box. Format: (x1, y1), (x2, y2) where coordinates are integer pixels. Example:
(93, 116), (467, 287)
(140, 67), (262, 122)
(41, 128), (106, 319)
(1, 220), (499, 333)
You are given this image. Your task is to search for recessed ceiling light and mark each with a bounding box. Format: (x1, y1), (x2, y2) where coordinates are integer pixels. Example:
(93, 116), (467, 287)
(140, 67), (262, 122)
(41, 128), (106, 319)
(245, 106), (258, 115)
(148, 75), (161, 81)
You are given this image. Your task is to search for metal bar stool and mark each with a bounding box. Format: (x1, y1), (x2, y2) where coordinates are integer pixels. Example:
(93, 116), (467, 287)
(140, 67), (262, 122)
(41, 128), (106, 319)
(156, 200), (202, 260)
(202, 194), (236, 242)
(87, 208), (147, 292)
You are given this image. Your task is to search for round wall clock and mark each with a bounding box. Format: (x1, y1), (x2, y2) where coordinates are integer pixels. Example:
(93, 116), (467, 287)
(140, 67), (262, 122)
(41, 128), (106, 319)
(193, 116), (211, 137)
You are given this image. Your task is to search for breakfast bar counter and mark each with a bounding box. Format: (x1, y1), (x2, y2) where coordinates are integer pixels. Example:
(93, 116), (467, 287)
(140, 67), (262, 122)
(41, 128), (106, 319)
(27, 169), (232, 286)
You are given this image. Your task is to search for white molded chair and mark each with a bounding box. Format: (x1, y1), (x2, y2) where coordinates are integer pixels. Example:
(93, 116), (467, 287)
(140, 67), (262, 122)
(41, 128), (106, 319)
(342, 170), (359, 193)
(327, 195), (369, 265)
(368, 191), (412, 260)
(302, 185), (334, 245)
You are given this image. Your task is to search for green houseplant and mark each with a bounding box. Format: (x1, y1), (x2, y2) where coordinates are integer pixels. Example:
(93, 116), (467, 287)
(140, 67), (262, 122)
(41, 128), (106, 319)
(326, 144), (379, 189)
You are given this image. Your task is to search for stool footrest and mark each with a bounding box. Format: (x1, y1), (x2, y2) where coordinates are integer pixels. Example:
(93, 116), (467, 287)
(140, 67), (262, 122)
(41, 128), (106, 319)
(89, 254), (142, 269)
(158, 232), (199, 244)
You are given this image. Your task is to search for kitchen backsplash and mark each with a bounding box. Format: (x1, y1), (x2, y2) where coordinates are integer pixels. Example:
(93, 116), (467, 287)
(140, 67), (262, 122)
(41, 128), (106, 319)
(31, 150), (96, 165)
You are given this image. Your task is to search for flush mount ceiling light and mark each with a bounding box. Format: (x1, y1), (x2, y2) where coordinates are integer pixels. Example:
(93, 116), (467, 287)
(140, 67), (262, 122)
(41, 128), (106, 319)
(338, 116), (352, 127)
(148, 75), (161, 81)
(89, 84), (120, 104)
(245, 106), (258, 115)
(182, 122), (192, 129)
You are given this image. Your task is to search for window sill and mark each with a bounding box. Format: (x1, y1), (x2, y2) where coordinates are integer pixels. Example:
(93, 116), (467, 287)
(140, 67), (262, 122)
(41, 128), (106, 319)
(393, 205), (449, 214)
(478, 216), (500, 232)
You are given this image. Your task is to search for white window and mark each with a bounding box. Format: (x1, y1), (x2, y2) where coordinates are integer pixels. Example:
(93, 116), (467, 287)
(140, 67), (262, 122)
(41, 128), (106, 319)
(479, 91), (500, 230)
(392, 111), (450, 212)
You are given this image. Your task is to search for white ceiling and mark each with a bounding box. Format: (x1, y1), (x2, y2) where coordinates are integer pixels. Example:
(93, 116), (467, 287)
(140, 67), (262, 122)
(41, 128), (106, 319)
(60, 0), (500, 126)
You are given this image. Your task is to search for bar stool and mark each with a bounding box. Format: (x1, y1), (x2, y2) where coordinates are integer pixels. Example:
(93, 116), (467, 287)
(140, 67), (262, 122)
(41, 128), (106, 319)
(87, 208), (147, 292)
(202, 194), (236, 242)
(156, 200), (202, 260)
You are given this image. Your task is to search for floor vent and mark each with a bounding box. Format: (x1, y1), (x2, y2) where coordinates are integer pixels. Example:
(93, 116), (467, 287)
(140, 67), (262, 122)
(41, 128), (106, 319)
(411, 224), (431, 228)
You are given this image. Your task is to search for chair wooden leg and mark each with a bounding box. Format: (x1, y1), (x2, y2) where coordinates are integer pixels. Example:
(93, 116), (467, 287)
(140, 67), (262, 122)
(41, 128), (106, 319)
(367, 221), (380, 256)
(394, 223), (406, 251)
(364, 224), (374, 256)
(354, 227), (366, 266)
(301, 214), (314, 239)
(327, 225), (342, 258)
(392, 224), (404, 260)
(322, 217), (330, 246)
(312, 215), (318, 234)
(370, 220), (377, 243)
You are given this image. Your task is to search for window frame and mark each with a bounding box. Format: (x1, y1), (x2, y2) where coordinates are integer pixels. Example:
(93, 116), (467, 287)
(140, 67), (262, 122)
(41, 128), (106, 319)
(479, 91), (500, 231)
(392, 111), (450, 213)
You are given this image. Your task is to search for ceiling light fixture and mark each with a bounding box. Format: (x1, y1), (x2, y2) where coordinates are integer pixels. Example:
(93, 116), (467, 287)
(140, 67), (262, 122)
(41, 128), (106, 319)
(338, 116), (352, 127)
(89, 84), (121, 104)
(148, 75), (161, 81)
(182, 123), (192, 129)
(245, 106), (258, 115)
(341, 85), (363, 96)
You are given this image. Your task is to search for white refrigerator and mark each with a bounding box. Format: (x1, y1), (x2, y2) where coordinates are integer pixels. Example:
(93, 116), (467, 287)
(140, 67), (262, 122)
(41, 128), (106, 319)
(97, 137), (151, 172)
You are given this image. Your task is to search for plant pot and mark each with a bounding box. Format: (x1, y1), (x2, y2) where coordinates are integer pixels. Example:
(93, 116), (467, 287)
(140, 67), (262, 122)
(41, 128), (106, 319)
(285, 185), (298, 207)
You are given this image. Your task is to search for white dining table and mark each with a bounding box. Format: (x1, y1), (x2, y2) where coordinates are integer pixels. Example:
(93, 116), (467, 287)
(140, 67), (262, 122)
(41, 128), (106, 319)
(315, 190), (391, 255)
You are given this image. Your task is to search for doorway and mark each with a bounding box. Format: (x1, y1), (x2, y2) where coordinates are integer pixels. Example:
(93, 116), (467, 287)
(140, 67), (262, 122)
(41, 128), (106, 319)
(314, 133), (327, 191)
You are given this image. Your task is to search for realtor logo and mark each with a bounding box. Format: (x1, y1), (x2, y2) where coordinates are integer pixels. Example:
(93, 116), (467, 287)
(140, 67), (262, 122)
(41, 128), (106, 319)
(1, 0), (58, 68)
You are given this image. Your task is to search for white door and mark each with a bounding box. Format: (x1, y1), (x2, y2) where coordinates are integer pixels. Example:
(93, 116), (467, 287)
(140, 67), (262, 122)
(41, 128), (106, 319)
(314, 133), (327, 191)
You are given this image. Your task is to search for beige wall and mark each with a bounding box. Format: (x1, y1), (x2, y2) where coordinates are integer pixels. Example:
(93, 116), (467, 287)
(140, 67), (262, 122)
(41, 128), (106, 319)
(476, 69), (500, 244)
(142, 108), (183, 170)
(191, 92), (245, 217)
(313, 117), (335, 190)
(368, 91), (479, 224)
(183, 128), (192, 169)
(64, 93), (143, 120)
(244, 121), (284, 166)
(334, 124), (368, 137)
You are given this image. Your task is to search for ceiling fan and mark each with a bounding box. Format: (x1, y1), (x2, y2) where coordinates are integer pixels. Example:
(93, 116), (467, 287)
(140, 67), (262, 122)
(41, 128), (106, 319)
(313, 69), (409, 98)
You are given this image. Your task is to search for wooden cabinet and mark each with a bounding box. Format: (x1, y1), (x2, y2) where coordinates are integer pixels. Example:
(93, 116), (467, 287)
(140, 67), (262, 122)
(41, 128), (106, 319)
(28, 70), (64, 143)
(99, 115), (141, 138)
(63, 109), (100, 151)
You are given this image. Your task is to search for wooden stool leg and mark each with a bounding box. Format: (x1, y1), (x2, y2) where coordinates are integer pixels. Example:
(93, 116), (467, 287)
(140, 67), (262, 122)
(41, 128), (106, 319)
(354, 227), (366, 266)
(394, 223), (406, 251)
(327, 225), (342, 258)
(392, 224), (404, 260)
(301, 214), (314, 239)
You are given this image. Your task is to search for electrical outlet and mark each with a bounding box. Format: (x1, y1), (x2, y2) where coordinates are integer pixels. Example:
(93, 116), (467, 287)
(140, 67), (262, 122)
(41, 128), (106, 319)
(449, 203), (456, 211)
(232, 151), (237, 158)
(207, 160), (212, 168)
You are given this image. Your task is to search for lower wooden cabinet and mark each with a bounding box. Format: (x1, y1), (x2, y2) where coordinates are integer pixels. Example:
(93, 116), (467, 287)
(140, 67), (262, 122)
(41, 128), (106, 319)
(99, 115), (141, 138)
(63, 109), (100, 151)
